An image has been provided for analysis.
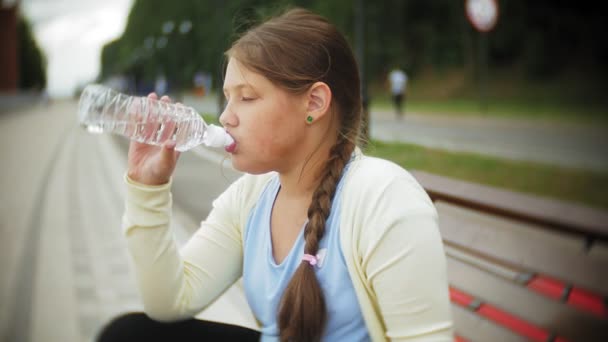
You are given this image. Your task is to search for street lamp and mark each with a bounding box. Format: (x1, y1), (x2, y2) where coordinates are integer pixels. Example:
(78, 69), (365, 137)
(355, 0), (369, 145)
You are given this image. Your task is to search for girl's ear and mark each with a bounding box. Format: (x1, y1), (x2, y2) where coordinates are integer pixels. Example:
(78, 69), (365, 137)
(305, 82), (332, 122)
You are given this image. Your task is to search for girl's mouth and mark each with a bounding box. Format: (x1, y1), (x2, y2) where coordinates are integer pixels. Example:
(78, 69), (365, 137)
(225, 141), (237, 153)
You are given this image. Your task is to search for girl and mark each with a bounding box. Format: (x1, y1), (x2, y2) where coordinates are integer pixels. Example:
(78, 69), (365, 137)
(98, 8), (452, 342)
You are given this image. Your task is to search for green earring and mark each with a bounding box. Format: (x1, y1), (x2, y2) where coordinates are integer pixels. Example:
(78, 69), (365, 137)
(306, 115), (314, 124)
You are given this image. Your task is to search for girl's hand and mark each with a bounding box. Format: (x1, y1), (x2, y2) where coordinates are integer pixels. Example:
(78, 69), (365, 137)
(126, 93), (181, 185)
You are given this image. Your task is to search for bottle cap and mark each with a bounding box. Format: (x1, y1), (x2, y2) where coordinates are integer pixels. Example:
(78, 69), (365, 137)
(203, 124), (235, 148)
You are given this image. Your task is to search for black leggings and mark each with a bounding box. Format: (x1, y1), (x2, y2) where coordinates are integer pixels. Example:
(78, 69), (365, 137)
(96, 312), (261, 342)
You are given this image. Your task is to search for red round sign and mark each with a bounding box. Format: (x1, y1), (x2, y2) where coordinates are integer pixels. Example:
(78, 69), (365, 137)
(465, 0), (499, 32)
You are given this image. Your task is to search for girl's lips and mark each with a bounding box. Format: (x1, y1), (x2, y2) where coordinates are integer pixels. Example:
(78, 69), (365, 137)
(225, 141), (237, 153)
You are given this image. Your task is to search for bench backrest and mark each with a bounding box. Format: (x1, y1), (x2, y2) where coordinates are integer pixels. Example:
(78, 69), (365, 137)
(411, 170), (608, 342)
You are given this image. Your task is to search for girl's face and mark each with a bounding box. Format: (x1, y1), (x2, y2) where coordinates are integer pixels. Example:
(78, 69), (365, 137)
(220, 58), (308, 174)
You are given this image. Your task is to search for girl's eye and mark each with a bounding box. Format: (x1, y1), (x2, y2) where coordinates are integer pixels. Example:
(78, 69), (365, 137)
(241, 97), (255, 102)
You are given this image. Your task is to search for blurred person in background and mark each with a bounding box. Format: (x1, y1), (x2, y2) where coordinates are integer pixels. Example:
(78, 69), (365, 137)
(97, 8), (452, 342)
(388, 66), (408, 119)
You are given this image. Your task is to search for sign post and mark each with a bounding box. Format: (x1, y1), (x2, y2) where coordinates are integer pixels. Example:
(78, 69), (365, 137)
(465, 0), (499, 114)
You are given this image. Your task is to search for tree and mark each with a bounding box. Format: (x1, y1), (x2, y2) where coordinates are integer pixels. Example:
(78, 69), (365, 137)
(100, 0), (608, 93)
(17, 15), (46, 90)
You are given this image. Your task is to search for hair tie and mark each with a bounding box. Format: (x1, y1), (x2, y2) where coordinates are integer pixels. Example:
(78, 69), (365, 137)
(302, 253), (318, 266)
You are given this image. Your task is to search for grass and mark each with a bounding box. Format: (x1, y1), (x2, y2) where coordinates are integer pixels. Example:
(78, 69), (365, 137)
(201, 113), (220, 125)
(370, 68), (608, 124)
(365, 139), (608, 210)
(371, 94), (608, 124)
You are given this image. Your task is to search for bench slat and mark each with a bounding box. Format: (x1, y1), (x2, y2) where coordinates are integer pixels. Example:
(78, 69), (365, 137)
(445, 244), (522, 282)
(589, 241), (608, 261)
(437, 201), (608, 295)
(412, 170), (608, 239)
(446, 256), (608, 341)
(451, 305), (527, 342)
(437, 200), (585, 253)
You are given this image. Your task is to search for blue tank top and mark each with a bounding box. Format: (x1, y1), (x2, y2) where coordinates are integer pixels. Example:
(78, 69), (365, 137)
(243, 169), (370, 341)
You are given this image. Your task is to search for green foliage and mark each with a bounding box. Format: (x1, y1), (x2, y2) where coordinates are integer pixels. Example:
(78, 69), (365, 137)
(100, 0), (283, 92)
(99, 0), (607, 97)
(17, 15), (46, 90)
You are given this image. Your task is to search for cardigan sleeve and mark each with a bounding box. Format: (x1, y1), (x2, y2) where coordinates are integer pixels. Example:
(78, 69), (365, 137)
(359, 174), (454, 341)
(122, 174), (247, 321)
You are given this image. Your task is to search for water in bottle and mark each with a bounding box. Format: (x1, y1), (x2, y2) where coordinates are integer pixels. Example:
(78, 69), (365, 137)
(77, 84), (235, 152)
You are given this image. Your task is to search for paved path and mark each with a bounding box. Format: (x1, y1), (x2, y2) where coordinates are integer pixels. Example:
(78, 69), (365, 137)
(370, 109), (608, 171)
(0, 101), (254, 342)
(186, 94), (608, 171)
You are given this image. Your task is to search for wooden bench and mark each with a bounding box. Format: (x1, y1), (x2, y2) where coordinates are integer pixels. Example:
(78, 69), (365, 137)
(411, 171), (608, 342)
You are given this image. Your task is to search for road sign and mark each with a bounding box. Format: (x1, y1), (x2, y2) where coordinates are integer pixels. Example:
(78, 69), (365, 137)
(465, 0), (499, 32)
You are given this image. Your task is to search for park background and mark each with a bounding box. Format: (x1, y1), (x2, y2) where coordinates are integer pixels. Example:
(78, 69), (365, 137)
(2, 1), (608, 341)
(6, 0), (607, 209)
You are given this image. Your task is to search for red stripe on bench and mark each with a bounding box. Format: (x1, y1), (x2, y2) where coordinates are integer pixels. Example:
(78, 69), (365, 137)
(568, 287), (608, 318)
(454, 335), (468, 342)
(526, 275), (607, 318)
(526, 275), (564, 300)
(476, 304), (550, 341)
(449, 287), (474, 307)
(449, 286), (570, 341)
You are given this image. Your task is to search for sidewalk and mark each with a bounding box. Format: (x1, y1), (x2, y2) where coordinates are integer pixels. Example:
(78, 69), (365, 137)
(0, 101), (256, 342)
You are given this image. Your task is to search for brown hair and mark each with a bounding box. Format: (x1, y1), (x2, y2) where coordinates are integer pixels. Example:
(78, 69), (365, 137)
(226, 7), (362, 342)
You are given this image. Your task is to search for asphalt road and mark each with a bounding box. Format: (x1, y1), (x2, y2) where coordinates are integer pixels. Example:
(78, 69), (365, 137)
(369, 111), (608, 171)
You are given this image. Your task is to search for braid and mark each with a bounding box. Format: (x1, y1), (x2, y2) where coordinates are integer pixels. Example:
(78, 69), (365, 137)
(304, 138), (354, 253)
(278, 136), (355, 342)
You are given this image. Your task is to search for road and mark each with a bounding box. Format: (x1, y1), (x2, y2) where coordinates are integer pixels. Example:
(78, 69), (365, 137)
(369, 110), (608, 171)
(0, 101), (254, 342)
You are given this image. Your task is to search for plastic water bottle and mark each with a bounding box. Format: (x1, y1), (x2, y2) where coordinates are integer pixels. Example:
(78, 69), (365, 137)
(77, 84), (234, 152)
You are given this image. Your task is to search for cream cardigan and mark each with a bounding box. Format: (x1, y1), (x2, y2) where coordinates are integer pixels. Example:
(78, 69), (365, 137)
(123, 150), (453, 341)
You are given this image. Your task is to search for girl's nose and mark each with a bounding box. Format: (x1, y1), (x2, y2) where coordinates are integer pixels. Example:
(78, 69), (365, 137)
(219, 103), (237, 127)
